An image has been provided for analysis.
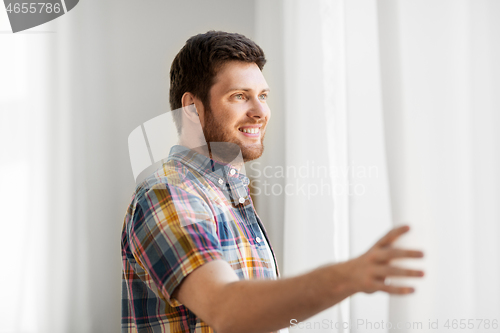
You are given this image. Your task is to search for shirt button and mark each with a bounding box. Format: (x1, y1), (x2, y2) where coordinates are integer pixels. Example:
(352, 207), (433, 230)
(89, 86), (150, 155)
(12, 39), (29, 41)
(256, 237), (261, 243)
(230, 169), (236, 175)
(238, 197), (245, 204)
(218, 178), (223, 185)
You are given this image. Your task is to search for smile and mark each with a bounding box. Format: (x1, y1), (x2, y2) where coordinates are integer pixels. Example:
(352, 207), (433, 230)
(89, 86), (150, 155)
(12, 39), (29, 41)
(238, 125), (262, 138)
(239, 128), (260, 134)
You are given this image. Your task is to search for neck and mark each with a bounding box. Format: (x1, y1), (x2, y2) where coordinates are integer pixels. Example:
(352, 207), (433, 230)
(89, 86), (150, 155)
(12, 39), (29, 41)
(179, 140), (244, 171)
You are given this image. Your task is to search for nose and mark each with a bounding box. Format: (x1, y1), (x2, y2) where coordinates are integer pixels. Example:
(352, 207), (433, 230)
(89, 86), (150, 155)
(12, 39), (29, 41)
(247, 96), (270, 120)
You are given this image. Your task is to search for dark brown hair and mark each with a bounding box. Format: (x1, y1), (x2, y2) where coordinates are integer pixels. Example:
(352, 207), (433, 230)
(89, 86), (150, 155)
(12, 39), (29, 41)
(169, 31), (266, 134)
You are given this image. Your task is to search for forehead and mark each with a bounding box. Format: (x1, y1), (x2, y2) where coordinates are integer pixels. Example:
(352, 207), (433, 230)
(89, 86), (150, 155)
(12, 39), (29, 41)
(211, 61), (268, 93)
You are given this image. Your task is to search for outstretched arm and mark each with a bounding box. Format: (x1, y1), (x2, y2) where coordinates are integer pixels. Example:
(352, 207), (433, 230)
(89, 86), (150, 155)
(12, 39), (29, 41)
(173, 225), (424, 333)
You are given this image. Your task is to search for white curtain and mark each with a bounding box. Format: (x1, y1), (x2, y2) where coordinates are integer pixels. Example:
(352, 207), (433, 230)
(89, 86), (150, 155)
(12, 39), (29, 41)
(255, 0), (391, 331)
(1, 5), (107, 332)
(255, 0), (500, 332)
(0, 12), (53, 332)
(281, 0), (353, 330)
(379, 0), (500, 331)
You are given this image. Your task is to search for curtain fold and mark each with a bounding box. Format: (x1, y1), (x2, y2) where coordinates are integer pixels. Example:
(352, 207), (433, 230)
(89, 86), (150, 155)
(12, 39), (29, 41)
(260, 1), (500, 332)
(379, 0), (500, 330)
(279, 0), (352, 331)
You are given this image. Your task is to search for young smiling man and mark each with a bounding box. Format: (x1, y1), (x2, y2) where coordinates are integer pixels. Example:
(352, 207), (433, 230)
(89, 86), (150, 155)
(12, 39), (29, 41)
(121, 31), (425, 333)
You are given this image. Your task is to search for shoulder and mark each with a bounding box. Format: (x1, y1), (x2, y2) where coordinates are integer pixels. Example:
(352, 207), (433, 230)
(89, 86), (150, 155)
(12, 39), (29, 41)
(126, 160), (217, 231)
(133, 159), (201, 202)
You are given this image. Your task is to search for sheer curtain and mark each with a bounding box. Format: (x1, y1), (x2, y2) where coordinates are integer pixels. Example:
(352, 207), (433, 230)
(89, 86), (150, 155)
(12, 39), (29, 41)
(256, 0), (500, 332)
(281, 0), (352, 329)
(255, 0), (392, 331)
(1, 6), (98, 332)
(0, 10), (55, 333)
(379, 0), (500, 331)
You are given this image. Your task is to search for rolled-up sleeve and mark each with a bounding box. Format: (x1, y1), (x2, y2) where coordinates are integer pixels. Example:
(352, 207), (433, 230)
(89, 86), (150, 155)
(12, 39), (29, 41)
(128, 182), (224, 307)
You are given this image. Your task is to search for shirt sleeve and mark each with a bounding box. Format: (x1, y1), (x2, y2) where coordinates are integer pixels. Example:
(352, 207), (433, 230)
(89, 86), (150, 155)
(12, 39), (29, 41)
(128, 182), (224, 307)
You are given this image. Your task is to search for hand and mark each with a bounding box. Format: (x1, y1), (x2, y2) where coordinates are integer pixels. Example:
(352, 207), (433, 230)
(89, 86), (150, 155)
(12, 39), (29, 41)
(347, 225), (425, 295)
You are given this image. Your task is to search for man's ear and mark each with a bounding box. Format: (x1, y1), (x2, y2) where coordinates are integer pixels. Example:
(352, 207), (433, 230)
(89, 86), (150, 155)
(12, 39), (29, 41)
(181, 92), (203, 124)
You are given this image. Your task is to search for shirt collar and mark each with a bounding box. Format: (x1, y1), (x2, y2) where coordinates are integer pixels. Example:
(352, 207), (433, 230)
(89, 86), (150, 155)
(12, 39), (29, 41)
(167, 144), (250, 189)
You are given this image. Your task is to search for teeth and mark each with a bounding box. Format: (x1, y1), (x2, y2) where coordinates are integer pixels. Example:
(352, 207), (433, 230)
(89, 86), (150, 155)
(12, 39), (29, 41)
(240, 128), (260, 134)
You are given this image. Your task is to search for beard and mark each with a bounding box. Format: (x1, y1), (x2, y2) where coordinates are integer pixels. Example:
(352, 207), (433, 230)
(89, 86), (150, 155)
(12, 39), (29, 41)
(202, 104), (266, 163)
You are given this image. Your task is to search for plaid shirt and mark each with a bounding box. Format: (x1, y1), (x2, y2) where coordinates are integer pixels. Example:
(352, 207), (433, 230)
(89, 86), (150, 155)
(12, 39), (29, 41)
(122, 145), (282, 332)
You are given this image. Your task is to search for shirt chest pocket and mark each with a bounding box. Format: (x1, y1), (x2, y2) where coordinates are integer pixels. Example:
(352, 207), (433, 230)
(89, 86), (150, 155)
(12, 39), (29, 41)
(217, 205), (262, 246)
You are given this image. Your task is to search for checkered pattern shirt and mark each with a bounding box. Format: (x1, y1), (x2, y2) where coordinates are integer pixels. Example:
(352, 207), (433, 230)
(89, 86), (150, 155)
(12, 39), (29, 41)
(121, 145), (281, 332)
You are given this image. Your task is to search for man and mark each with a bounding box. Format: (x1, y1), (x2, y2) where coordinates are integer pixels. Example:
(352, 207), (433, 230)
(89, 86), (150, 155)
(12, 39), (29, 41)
(122, 31), (425, 333)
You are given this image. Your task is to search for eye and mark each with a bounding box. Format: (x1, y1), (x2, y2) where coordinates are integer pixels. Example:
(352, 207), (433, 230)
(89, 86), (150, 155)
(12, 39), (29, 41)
(259, 94), (268, 100)
(234, 94), (244, 100)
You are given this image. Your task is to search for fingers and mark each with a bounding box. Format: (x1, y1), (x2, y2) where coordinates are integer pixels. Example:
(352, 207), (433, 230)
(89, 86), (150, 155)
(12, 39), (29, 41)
(358, 225), (425, 296)
(373, 248), (424, 263)
(362, 266), (423, 295)
(373, 265), (425, 278)
(372, 281), (415, 295)
(375, 225), (410, 248)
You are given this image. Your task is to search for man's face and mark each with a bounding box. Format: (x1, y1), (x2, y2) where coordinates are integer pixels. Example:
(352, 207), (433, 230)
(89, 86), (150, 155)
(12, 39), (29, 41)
(201, 61), (271, 162)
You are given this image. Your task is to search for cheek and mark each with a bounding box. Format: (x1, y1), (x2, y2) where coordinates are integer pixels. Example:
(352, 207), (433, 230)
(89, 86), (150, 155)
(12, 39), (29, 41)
(221, 108), (244, 125)
(210, 109), (238, 131)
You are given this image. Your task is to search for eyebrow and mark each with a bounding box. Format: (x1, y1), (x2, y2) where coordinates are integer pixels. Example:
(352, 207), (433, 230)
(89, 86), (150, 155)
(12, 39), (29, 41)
(226, 87), (271, 93)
